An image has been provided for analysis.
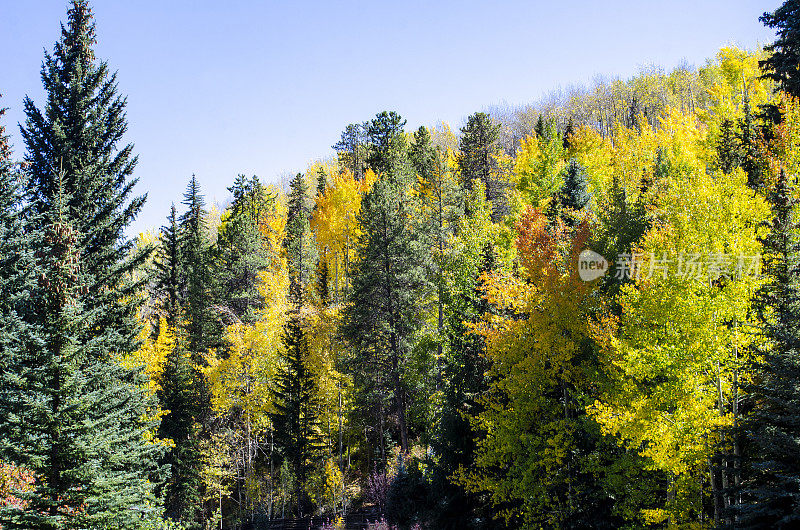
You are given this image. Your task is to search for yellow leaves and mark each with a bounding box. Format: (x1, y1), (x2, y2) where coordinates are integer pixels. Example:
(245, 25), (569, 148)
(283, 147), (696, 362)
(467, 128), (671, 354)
(123, 317), (175, 395)
(203, 262), (289, 435)
(311, 168), (377, 295)
(589, 160), (768, 524)
(513, 133), (566, 206)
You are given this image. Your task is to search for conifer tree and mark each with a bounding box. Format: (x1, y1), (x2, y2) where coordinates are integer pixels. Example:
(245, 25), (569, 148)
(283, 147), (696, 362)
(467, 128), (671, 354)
(316, 166), (327, 199)
(760, 0), (800, 98)
(285, 172), (318, 295)
(739, 169), (800, 526)
(716, 118), (741, 175)
(0, 100), (39, 525)
(558, 159), (591, 222)
(10, 2), (165, 525)
(739, 95), (767, 190)
(341, 112), (429, 461)
(367, 111), (409, 179)
(409, 126), (436, 184)
(269, 297), (323, 517)
(333, 122), (368, 180)
(214, 175), (273, 324)
(179, 176), (214, 356)
(341, 182), (427, 458)
(562, 117), (576, 151)
(155, 204), (183, 326)
(158, 339), (203, 526)
(458, 112), (507, 220)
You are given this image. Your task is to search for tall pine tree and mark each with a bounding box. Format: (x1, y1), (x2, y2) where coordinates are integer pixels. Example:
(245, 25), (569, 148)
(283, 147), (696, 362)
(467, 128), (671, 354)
(458, 112), (507, 221)
(342, 113), (428, 460)
(739, 169), (800, 526)
(9, 2), (165, 526)
(760, 0), (800, 98)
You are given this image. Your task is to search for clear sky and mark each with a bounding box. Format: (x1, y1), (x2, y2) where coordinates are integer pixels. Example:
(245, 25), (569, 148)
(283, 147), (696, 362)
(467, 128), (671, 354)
(0, 0), (780, 235)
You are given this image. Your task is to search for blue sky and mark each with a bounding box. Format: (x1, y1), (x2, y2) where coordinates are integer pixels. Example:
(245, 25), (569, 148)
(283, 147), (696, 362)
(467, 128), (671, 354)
(0, 1), (780, 235)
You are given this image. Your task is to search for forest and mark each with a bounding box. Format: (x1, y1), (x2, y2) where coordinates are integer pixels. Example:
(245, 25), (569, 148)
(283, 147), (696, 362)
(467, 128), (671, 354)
(3, 1), (800, 529)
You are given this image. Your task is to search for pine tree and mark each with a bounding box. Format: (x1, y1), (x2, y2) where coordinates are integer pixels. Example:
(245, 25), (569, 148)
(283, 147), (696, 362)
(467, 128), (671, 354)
(760, 0), (800, 98)
(269, 300), (323, 517)
(10, 2), (165, 525)
(155, 204), (183, 326)
(409, 126), (436, 184)
(738, 169), (800, 527)
(285, 172), (318, 296)
(179, 176), (214, 356)
(158, 339), (203, 526)
(341, 176), (428, 459)
(366, 111), (409, 179)
(558, 159), (591, 223)
(333, 122), (368, 180)
(458, 112), (507, 220)
(213, 175), (274, 325)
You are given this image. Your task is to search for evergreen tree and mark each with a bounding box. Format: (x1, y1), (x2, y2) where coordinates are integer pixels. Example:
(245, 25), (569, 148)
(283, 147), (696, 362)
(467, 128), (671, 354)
(10, 2), (165, 525)
(0, 99), (39, 525)
(341, 176), (428, 460)
(366, 111), (409, 179)
(431, 241), (496, 527)
(409, 126), (436, 184)
(333, 122), (368, 180)
(316, 166), (327, 199)
(760, 0), (800, 98)
(716, 118), (741, 175)
(458, 112), (507, 220)
(158, 339), (203, 526)
(739, 95), (767, 190)
(534, 115), (547, 140)
(179, 176), (214, 356)
(269, 301), (323, 517)
(285, 172), (318, 295)
(562, 117), (576, 151)
(316, 258), (330, 305)
(155, 204), (183, 326)
(738, 169), (800, 526)
(558, 159), (591, 222)
(213, 175), (274, 325)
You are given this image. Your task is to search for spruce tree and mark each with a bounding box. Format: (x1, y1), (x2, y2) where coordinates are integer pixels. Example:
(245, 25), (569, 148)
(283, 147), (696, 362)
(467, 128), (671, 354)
(738, 169), (800, 526)
(558, 159), (591, 223)
(285, 172), (318, 295)
(179, 176), (214, 356)
(155, 204), (183, 326)
(0, 100), (39, 525)
(9, 1), (165, 526)
(213, 175), (273, 325)
(760, 0), (800, 98)
(269, 298), (323, 517)
(158, 340), (203, 526)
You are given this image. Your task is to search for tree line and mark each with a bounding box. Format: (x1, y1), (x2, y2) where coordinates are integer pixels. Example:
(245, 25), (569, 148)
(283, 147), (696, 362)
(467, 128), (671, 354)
(4, 1), (800, 529)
